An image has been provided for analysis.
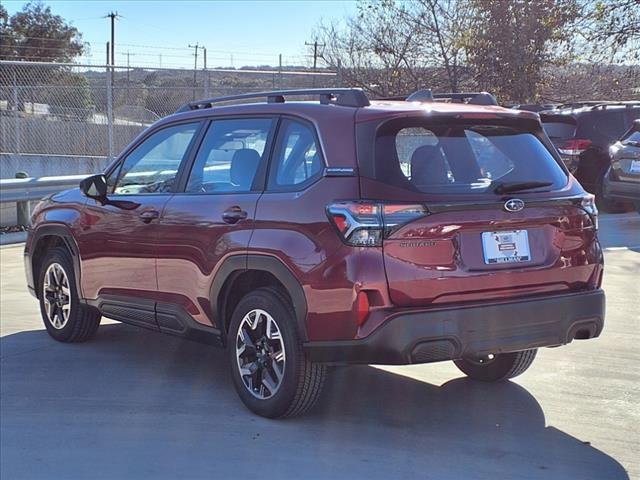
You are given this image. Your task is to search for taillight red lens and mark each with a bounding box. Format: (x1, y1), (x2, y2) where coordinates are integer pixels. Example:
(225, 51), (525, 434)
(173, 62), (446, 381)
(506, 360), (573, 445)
(558, 139), (592, 155)
(332, 214), (348, 233)
(327, 201), (428, 247)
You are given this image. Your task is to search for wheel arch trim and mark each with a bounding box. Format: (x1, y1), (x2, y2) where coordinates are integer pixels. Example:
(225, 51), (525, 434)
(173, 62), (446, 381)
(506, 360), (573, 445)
(211, 254), (308, 342)
(30, 224), (83, 300)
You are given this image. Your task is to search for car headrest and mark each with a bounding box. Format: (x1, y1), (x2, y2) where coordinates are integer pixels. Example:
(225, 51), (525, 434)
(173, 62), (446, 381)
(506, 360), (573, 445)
(230, 149), (261, 189)
(410, 145), (449, 185)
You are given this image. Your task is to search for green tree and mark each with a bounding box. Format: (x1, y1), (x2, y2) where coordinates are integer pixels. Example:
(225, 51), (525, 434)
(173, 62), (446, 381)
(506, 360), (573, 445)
(0, 1), (84, 62)
(464, 0), (580, 103)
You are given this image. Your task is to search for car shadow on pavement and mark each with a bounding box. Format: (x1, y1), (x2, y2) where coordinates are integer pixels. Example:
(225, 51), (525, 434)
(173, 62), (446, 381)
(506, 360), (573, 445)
(0, 323), (630, 480)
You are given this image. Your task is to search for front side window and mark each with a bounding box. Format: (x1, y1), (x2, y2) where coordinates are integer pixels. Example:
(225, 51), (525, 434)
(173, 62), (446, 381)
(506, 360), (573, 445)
(111, 122), (199, 195)
(268, 119), (323, 190)
(186, 118), (272, 193)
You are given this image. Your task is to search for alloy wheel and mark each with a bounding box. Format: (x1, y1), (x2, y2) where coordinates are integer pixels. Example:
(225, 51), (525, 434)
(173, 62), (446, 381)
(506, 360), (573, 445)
(235, 309), (286, 400)
(42, 263), (72, 330)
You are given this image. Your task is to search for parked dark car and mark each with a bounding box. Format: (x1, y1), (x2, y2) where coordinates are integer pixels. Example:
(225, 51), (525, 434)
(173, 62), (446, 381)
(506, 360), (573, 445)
(540, 102), (640, 211)
(604, 119), (640, 212)
(24, 88), (605, 418)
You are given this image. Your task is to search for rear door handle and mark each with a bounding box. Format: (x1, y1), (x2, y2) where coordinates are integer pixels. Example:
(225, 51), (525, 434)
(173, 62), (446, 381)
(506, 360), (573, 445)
(222, 206), (248, 224)
(139, 209), (160, 223)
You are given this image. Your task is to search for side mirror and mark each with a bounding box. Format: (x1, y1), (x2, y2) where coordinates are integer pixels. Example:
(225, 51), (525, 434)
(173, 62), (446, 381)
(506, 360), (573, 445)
(79, 174), (108, 201)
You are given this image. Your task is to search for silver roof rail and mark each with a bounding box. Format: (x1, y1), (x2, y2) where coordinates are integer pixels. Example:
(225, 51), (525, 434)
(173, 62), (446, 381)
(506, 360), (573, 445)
(176, 88), (370, 112)
(381, 90), (498, 106)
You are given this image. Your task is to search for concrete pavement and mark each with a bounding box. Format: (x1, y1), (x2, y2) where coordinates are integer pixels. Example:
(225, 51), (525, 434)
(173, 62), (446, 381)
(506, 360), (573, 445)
(1, 213), (639, 479)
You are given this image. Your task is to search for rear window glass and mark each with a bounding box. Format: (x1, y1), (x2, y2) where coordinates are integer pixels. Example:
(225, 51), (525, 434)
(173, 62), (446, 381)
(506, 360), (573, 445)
(372, 120), (567, 195)
(622, 129), (640, 146)
(542, 122), (576, 140)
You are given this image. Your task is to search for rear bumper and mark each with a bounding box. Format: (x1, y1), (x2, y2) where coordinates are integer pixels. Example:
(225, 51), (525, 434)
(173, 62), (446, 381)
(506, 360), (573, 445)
(603, 174), (640, 202)
(305, 289), (605, 365)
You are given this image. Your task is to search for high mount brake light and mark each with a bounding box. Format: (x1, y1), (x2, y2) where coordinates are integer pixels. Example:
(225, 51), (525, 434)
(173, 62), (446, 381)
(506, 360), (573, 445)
(327, 202), (429, 246)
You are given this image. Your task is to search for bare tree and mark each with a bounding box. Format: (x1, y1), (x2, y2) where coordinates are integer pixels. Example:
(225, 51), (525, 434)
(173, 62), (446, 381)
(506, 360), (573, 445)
(398, 0), (472, 92)
(316, 0), (471, 97)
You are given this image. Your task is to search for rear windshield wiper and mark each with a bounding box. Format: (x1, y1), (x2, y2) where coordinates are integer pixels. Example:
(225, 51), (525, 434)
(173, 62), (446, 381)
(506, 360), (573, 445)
(492, 181), (553, 194)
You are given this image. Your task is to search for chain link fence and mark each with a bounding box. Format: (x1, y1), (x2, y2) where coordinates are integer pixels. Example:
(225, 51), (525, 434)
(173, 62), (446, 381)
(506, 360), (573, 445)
(0, 60), (339, 178)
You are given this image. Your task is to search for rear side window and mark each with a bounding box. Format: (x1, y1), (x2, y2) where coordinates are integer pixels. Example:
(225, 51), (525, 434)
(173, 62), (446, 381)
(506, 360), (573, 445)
(622, 129), (640, 146)
(186, 118), (272, 193)
(268, 119), (323, 190)
(370, 119), (567, 195)
(591, 111), (627, 142)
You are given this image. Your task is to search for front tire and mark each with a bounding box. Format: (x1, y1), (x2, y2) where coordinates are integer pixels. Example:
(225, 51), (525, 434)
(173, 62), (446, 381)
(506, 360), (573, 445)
(38, 247), (101, 342)
(227, 287), (326, 418)
(453, 349), (537, 382)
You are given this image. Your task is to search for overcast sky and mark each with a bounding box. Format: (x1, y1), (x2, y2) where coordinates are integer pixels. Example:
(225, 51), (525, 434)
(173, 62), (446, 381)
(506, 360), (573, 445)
(3, 0), (358, 68)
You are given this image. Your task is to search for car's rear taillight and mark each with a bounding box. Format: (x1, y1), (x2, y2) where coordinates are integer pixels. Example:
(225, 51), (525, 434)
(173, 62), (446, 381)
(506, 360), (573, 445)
(581, 193), (598, 230)
(558, 139), (592, 156)
(558, 139), (592, 173)
(327, 201), (429, 246)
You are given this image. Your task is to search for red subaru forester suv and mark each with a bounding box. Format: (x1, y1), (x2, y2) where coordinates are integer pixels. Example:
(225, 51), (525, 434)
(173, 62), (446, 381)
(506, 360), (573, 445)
(24, 88), (605, 418)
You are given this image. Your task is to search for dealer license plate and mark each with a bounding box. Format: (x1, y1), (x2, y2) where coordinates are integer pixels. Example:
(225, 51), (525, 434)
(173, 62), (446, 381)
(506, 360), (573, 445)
(482, 230), (531, 264)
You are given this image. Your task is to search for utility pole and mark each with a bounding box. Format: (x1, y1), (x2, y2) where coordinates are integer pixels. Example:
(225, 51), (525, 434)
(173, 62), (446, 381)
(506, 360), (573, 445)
(188, 43), (200, 100)
(305, 40), (325, 71)
(278, 53), (282, 89)
(105, 11), (120, 65)
(203, 47), (209, 97)
(125, 50), (134, 105)
(106, 42), (110, 65)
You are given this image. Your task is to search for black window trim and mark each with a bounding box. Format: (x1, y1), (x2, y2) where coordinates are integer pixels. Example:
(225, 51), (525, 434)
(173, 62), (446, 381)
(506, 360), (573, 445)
(265, 115), (326, 193)
(173, 115), (279, 196)
(105, 119), (206, 197)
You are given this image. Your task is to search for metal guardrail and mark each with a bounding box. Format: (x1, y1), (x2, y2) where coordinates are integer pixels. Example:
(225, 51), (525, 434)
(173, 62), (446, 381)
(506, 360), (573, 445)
(0, 174), (87, 203)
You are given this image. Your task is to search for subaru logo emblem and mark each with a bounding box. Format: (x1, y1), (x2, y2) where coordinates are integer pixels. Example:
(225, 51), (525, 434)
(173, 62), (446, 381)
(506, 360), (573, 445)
(504, 199), (525, 212)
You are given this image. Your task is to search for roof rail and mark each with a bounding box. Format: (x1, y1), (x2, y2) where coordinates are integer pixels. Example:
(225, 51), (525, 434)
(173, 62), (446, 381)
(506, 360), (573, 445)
(176, 88), (370, 112)
(406, 89), (434, 102)
(589, 101), (640, 110)
(381, 90), (498, 106)
(431, 92), (498, 106)
(556, 101), (615, 110)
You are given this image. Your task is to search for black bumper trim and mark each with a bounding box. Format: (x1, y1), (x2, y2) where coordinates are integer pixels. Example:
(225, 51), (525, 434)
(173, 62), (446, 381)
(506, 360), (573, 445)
(305, 290), (605, 365)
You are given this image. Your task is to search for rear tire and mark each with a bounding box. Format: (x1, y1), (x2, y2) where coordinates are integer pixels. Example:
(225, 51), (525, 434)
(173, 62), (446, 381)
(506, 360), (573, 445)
(38, 247), (101, 342)
(227, 287), (326, 418)
(453, 349), (537, 382)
